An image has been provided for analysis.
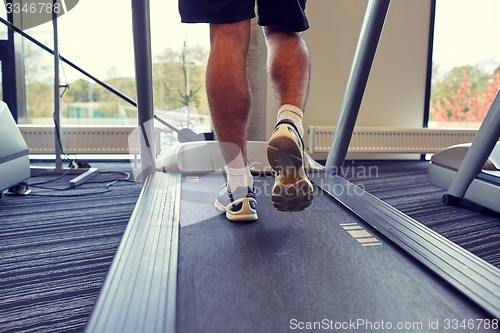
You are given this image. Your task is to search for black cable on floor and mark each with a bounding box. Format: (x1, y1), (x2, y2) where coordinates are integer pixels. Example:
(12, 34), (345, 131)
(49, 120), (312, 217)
(24, 171), (135, 198)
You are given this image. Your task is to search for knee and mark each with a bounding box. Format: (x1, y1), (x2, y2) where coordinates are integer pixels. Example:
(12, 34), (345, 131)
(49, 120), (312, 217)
(210, 20), (251, 47)
(263, 26), (305, 50)
(263, 25), (299, 40)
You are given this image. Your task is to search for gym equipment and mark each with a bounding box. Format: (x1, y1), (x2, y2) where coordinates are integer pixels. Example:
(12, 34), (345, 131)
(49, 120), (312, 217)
(1, 14), (99, 186)
(84, 1), (499, 331)
(428, 91), (500, 213)
(0, 101), (30, 195)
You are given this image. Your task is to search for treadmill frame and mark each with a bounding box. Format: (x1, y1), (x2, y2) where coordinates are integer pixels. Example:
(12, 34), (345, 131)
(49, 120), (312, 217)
(86, 2), (500, 332)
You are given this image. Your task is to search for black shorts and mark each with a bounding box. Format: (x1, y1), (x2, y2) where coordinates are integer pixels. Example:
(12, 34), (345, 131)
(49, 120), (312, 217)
(178, 0), (309, 32)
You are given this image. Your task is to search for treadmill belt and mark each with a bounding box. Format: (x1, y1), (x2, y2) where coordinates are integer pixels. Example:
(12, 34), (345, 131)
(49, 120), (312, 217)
(177, 174), (491, 333)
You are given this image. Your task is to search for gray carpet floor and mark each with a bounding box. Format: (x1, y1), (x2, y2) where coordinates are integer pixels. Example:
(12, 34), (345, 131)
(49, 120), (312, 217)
(0, 163), (140, 332)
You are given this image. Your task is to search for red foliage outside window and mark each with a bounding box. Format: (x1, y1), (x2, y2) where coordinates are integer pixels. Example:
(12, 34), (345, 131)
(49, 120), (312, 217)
(430, 70), (499, 123)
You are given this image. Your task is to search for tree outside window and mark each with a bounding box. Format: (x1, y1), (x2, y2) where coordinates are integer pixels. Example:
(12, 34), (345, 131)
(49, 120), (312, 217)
(429, 0), (500, 128)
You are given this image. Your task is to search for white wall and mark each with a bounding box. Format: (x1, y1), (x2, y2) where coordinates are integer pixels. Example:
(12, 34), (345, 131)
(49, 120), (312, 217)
(266, 0), (432, 141)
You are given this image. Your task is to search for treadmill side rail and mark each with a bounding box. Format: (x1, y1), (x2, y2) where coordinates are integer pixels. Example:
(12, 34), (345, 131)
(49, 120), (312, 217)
(311, 173), (500, 319)
(447, 91), (500, 201)
(85, 172), (181, 333)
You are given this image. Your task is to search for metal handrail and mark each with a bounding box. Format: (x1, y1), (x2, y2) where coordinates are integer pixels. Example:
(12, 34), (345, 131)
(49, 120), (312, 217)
(0, 16), (204, 141)
(0, 17), (138, 108)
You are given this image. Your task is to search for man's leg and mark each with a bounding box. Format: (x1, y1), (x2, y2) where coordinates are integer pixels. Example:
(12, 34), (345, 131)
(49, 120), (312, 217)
(208, 20), (258, 221)
(264, 26), (310, 130)
(207, 20), (252, 170)
(264, 26), (314, 212)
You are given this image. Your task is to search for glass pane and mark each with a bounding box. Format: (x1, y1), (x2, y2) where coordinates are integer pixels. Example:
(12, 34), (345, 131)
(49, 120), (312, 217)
(24, 22), (54, 124)
(49, 0), (135, 126)
(18, 0), (211, 146)
(430, 0), (500, 128)
(61, 65), (138, 126)
(20, 0), (212, 156)
(0, 4), (6, 39)
(151, 0), (210, 146)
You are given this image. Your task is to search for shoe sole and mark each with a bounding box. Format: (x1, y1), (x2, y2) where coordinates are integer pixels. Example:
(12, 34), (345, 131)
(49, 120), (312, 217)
(267, 125), (313, 212)
(215, 197), (258, 222)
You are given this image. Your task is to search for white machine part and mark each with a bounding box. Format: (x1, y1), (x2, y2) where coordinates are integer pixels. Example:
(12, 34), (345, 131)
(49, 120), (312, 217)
(0, 101), (30, 193)
(428, 142), (500, 213)
(428, 90), (500, 214)
(155, 141), (324, 174)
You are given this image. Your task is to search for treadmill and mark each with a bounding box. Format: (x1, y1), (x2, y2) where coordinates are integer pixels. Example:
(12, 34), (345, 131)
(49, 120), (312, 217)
(0, 102), (30, 196)
(85, 1), (500, 332)
(428, 91), (500, 214)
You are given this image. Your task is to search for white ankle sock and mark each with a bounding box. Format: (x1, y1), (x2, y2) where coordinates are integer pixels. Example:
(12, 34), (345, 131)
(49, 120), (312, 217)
(225, 165), (253, 191)
(277, 104), (304, 137)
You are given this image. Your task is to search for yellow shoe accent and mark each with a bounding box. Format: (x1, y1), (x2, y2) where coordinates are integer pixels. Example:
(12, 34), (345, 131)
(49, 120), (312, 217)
(267, 121), (313, 212)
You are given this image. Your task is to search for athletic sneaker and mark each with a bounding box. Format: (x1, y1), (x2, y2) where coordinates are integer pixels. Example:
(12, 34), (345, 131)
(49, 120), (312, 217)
(215, 184), (258, 222)
(267, 120), (313, 212)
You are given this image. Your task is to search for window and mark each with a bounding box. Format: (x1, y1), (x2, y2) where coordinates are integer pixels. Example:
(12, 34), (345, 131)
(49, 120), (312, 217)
(19, 0), (211, 145)
(22, 22), (54, 124)
(150, 0), (210, 144)
(429, 0), (500, 128)
(0, 4), (7, 40)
